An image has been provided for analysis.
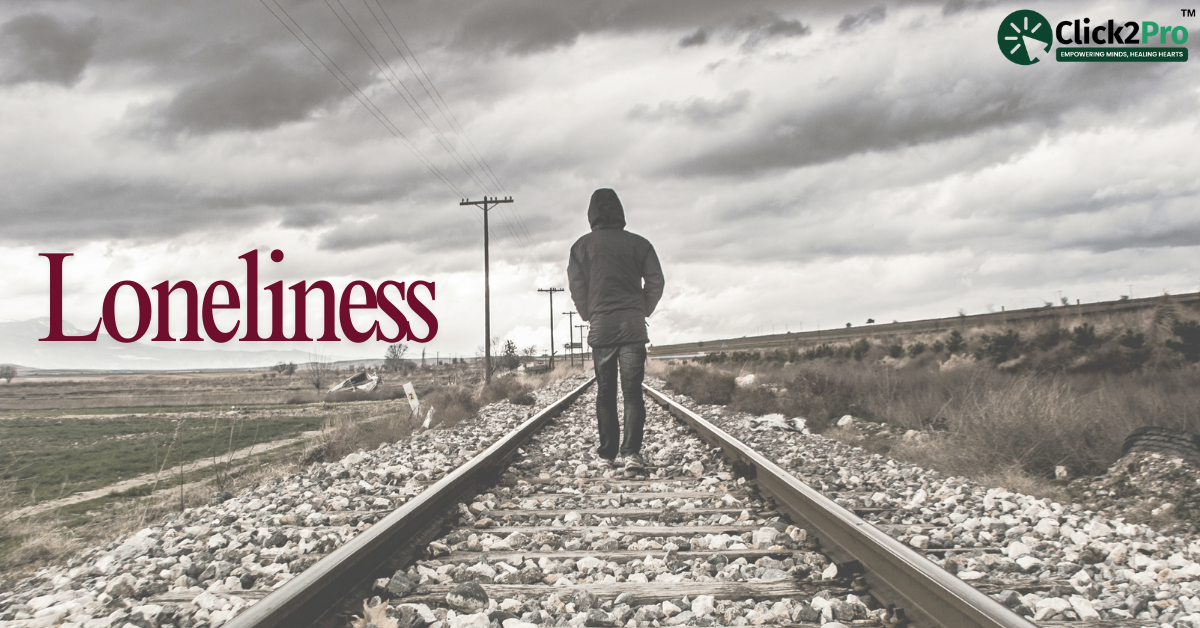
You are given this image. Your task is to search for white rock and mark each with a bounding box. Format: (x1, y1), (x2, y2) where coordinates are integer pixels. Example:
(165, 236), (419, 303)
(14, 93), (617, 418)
(1068, 596), (1100, 620)
(1006, 541), (1032, 559)
(577, 557), (605, 574)
(752, 527), (779, 549)
(690, 595), (715, 616)
(449, 612), (491, 628)
(836, 415), (855, 427)
(1033, 597), (1071, 621)
(27, 595), (56, 612)
(1016, 555), (1042, 572)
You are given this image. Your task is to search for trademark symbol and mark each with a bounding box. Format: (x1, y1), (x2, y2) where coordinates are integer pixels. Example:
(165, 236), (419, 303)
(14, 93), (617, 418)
(1184, 8), (1197, 17)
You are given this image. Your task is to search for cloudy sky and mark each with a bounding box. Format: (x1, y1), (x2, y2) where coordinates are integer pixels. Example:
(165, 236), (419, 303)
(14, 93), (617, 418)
(1, 0), (1197, 366)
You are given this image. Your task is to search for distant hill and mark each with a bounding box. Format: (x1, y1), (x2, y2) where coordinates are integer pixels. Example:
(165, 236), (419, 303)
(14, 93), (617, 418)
(649, 292), (1200, 358)
(0, 318), (375, 371)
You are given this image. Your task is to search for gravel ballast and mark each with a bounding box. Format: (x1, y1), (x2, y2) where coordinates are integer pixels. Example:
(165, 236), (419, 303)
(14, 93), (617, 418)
(0, 376), (589, 628)
(648, 377), (1200, 626)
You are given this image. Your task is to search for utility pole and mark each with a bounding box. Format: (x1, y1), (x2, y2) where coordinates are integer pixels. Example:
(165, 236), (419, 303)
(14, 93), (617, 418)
(562, 311), (576, 366)
(576, 324), (588, 363)
(460, 196), (513, 383)
(538, 288), (563, 371)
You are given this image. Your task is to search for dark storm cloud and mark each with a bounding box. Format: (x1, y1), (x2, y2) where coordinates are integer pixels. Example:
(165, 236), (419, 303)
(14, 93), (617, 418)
(448, 0), (863, 55)
(150, 56), (340, 134)
(0, 169), (447, 245)
(735, 11), (812, 49)
(0, 13), (99, 86)
(628, 90), (751, 126)
(679, 29), (708, 47)
(942, 0), (1004, 17)
(837, 5), (887, 33)
(670, 62), (1190, 178)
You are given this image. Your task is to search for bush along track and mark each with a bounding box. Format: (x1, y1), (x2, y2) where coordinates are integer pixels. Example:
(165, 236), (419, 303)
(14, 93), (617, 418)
(650, 377), (1200, 626)
(0, 375), (590, 628)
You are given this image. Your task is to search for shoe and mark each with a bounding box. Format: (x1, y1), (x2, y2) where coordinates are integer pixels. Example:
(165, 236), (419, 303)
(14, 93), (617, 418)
(596, 456), (616, 470)
(623, 452), (645, 474)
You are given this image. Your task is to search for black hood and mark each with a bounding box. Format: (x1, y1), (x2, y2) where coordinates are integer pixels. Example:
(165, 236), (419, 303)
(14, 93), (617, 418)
(587, 188), (626, 230)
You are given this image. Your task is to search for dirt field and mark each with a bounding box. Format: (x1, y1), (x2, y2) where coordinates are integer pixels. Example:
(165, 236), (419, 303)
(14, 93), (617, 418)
(0, 361), (481, 582)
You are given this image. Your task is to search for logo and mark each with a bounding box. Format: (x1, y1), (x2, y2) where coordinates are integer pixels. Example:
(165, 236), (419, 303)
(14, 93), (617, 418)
(998, 10), (1053, 65)
(999, 10), (1189, 64)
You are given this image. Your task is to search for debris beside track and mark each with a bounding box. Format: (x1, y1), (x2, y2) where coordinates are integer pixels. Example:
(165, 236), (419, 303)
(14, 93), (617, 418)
(0, 375), (590, 628)
(1068, 450), (1200, 536)
(650, 377), (1200, 626)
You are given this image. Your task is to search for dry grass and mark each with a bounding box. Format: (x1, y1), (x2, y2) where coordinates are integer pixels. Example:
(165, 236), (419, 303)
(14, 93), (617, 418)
(0, 457), (298, 588)
(300, 409), (417, 465)
(0, 361), (588, 585)
(298, 363), (592, 463)
(659, 358), (1200, 499)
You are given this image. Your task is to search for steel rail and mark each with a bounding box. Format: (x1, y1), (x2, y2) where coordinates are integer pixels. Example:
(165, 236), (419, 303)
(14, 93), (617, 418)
(224, 376), (595, 628)
(642, 383), (1037, 628)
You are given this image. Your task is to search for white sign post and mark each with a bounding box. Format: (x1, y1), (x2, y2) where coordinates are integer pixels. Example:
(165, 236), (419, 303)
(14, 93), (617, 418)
(403, 382), (421, 423)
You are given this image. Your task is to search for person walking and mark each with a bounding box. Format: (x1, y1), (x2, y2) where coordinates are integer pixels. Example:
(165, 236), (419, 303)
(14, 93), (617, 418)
(567, 188), (665, 475)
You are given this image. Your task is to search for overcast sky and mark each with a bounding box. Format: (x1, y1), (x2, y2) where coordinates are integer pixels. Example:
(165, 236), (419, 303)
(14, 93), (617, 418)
(1, 0), (1197, 364)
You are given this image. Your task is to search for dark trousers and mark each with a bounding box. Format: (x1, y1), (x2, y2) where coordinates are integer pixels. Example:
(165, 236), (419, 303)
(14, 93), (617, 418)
(593, 343), (647, 459)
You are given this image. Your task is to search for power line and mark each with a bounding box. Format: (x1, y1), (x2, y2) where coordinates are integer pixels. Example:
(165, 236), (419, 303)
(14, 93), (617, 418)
(330, 0), (544, 265)
(258, 0), (466, 198)
(365, 0), (541, 251)
(266, 0), (540, 271)
(367, 0), (507, 194)
(324, 0), (494, 195)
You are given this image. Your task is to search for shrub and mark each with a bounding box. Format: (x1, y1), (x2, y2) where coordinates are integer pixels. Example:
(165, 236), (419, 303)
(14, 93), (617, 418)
(1031, 326), (1064, 351)
(975, 330), (1021, 364)
(850, 338), (872, 361)
(907, 342), (927, 358)
(424, 385), (482, 426)
(1118, 330), (1146, 350)
(1070, 345), (1150, 374)
(1166, 320), (1200, 362)
(804, 344), (836, 360)
(1072, 323), (1098, 348)
(481, 377), (535, 405)
(945, 330), (965, 354)
(663, 365), (736, 405)
(886, 344), (904, 359)
(731, 385), (777, 415)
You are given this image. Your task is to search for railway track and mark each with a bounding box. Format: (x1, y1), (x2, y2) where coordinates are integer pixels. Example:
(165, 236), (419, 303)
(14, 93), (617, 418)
(224, 377), (1035, 628)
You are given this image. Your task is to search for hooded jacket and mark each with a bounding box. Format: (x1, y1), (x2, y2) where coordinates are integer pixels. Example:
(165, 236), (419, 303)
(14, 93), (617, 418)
(567, 189), (665, 347)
